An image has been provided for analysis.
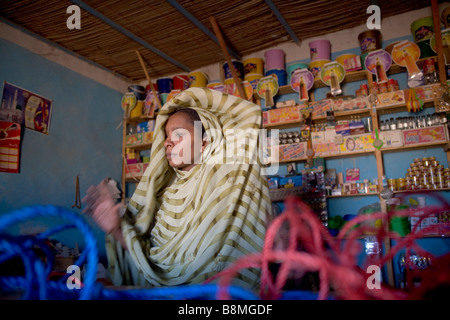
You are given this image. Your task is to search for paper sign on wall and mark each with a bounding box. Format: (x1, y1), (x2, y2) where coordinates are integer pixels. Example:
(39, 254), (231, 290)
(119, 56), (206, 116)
(0, 121), (21, 173)
(0, 82), (52, 134)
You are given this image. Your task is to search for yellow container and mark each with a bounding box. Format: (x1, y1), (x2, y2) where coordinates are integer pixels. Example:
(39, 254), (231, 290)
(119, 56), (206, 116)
(130, 100), (143, 118)
(224, 77), (235, 85)
(243, 57), (264, 75)
(188, 71), (208, 87)
(244, 73), (263, 89)
(309, 59), (330, 79)
(206, 81), (223, 88)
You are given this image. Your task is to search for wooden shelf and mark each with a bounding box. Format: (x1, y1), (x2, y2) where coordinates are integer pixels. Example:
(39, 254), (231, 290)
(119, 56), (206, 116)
(126, 142), (153, 151)
(381, 141), (450, 153)
(393, 187), (450, 194)
(269, 186), (304, 202)
(125, 115), (156, 125)
(126, 175), (143, 182)
(328, 192), (380, 198)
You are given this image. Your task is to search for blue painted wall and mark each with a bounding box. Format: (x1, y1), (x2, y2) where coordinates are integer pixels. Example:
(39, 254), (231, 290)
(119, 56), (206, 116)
(0, 38), (124, 261)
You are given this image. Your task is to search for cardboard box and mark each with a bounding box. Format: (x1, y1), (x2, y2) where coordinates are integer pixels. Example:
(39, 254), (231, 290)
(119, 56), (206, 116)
(125, 163), (143, 175)
(414, 84), (440, 102)
(340, 133), (375, 153)
(379, 129), (403, 148)
(137, 120), (155, 133)
(142, 131), (154, 143)
(279, 175), (302, 188)
(126, 133), (143, 146)
(310, 99), (332, 118)
(312, 142), (340, 157)
(263, 105), (301, 126)
(376, 90), (405, 107)
(279, 142), (307, 161)
(346, 168), (360, 182)
(349, 120), (365, 135)
(335, 124), (350, 136)
(267, 176), (280, 189)
(402, 125), (447, 145)
(332, 96), (369, 112)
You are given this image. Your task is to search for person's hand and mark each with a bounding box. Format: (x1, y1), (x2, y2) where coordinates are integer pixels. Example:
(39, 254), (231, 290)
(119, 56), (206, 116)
(82, 180), (123, 234)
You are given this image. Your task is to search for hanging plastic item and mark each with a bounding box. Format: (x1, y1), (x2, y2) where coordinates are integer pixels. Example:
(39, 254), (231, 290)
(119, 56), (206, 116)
(365, 49), (392, 84)
(290, 68), (314, 101)
(391, 40), (423, 88)
(405, 88), (424, 112)
(257, 76), (279, 108)
(320, 62), (345, 96)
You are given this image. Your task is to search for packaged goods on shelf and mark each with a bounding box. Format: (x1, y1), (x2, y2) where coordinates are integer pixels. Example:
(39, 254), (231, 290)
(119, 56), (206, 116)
(340, 133), (375, 153)
(279, 175), (302, 188)
(262, 105), (301, 126)
(136, 119), (155, 133)
(379, 129), (404, 148)
(267, 176), (280, 189)
(335, 123), (350, 136)
(125, 133), (143, 146)
(125, 162), (149, 178)
(125, 163), (142, 176)
(413, 84), (440, 101)
(332, 96), (369, 112)
(279, 142), (307, 161)
(376, 90), (405, 107)
(312, 142), (340, 157)
(310, 99), (332, 118)
(402, 124), (448, 145)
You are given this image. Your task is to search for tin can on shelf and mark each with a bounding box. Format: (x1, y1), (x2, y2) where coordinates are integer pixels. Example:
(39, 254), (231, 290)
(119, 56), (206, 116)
(387, 178), (397, 191)
(398, 178), (407, 190)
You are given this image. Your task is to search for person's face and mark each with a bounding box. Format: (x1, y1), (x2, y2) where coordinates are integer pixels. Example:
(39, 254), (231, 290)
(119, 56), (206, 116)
(164, 112), (205, 171)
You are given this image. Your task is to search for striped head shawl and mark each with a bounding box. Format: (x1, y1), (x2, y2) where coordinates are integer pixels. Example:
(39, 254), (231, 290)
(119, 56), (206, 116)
(107, 87), (272, 288)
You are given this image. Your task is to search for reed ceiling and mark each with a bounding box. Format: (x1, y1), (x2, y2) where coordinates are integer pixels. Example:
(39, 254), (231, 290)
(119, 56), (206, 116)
(0, 0), (441, 83)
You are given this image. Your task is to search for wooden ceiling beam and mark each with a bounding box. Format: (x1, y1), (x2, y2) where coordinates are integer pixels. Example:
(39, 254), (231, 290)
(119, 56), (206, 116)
(70, 0), (191, 72)
(264, 0), (300, 45)
(167, 0), (241, 60)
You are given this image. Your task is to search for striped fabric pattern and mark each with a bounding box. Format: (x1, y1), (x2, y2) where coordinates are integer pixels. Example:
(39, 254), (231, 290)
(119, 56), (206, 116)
(107, 87), (272, 288)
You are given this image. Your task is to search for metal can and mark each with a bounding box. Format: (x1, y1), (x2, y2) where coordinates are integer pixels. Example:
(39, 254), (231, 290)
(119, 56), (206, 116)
(387, 79), (396, 92)
(387, 178), (397, 191)
(398, 177), (407, 190)
(372, 82), (379, 94)
(360, 84), (369, 96)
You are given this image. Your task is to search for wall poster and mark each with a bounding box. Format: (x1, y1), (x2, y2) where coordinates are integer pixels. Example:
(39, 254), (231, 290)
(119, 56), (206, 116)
(0, 82), (52, 134)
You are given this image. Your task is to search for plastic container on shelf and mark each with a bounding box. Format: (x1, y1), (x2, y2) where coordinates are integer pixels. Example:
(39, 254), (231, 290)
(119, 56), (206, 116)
(309, 59), (330, 79)
(286, 62), (308, 82)
(264, 49), (285, 70)
(265, 69), (287, 86)
(243, 57), (264, 75)
(309, 39), (331, 61)
(411, 16), (434, 42)
(358, 30), (381, 53)
(188, 71), (208, 87)
(223, 60), (244, 79)
(173, 74), (189, 90)
(156, 78), (173, 93)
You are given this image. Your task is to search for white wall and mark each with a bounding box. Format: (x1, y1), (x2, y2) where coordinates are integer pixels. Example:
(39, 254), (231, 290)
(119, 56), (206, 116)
(0, 21), (130, 93)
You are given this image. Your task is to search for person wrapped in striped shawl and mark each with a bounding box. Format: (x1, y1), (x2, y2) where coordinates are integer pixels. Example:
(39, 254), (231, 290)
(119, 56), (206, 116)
(83, 87), (272, 289)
